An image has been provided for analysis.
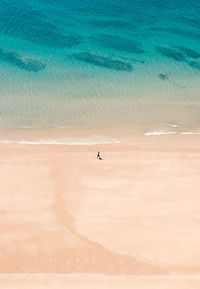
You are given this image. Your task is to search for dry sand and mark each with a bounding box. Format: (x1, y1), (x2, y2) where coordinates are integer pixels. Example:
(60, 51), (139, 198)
(1, 274), (200, 289)
(0, 134), (200, 288)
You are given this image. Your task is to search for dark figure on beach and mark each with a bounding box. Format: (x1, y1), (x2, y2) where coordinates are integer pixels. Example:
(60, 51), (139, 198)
(97, 151), (103, 160)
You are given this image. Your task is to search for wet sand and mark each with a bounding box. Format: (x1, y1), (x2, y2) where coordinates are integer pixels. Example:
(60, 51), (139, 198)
(0, 135), (200, 287)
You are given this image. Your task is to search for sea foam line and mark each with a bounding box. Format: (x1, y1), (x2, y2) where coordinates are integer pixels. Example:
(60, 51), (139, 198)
(166, 123), (179, 128)
(180, 132), (200, 135)
(144, 130), (200, 136)
(144, 131), (200, 136)
(0, 139), (121, 145)
(144, 131), (177, 136)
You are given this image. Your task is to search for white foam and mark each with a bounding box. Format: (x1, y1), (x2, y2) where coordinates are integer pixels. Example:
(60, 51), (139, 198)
(145, 130), (200, 136)
(0, 138), (121, 146)
(5, 125), (79, 129)
(166, 123), (179, 128)
(144, 131), (177, 136)
(180, 132), (200, 135)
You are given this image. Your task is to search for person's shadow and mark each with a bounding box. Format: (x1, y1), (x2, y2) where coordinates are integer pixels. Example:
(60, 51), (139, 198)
(97, 152), (103, 160)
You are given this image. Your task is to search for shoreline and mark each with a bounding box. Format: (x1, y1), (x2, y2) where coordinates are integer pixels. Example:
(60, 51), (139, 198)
(0, 126), (200, 146)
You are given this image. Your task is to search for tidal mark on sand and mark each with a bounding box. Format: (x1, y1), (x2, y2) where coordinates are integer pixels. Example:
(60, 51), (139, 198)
(90, 34), (144, 54)
(156, 46), (185, 62)
(73, 52), (133, 71)
(0, 48), (46, 72)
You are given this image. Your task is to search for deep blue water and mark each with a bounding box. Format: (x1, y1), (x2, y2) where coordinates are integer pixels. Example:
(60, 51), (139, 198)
(0, 0), (200, 132)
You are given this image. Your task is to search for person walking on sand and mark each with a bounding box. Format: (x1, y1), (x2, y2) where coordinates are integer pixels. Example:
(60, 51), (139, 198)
(97, 151), (103, 160)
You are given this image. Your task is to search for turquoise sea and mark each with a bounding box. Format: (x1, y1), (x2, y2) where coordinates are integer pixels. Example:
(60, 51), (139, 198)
(0, 0), (200, 142)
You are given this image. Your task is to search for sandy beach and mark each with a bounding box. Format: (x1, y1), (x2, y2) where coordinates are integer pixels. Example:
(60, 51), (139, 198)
(0, 134), (200, 288)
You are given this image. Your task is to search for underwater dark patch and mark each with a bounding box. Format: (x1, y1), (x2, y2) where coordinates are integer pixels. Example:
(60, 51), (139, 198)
(129, 11), (158, 26)
(90, 34), (144, 54)
(179, 16), (200, 30)
(119, 56), (145, 64)
(88, 19), (136, 31)
(174, 46), (200, 59)
(0, 1), (82, 48)
(159, 73), (169, 80)
(150, 26), (162, 32)
(165, 27), (200, 40)
(73, 52), (133, 71)
(156, 46), (185, 62)
(0, 48), (46, 72)
(71, 2), (130, 18)
(130, 58), (145, 64)
(188, 61), (200, 70)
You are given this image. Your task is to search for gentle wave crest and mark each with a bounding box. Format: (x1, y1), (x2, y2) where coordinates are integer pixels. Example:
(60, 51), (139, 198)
(0, 138), (121, 145)
(144, 131), (177, 136)
(144, 131), (200, 136)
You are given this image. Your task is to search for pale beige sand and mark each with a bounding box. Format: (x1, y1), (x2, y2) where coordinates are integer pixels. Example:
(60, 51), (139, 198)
(1, 275), (200, 289)
(0, 135), (200, 287)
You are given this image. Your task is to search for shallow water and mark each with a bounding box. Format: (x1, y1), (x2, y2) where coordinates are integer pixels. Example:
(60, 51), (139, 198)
(0, 0), (200, 140)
